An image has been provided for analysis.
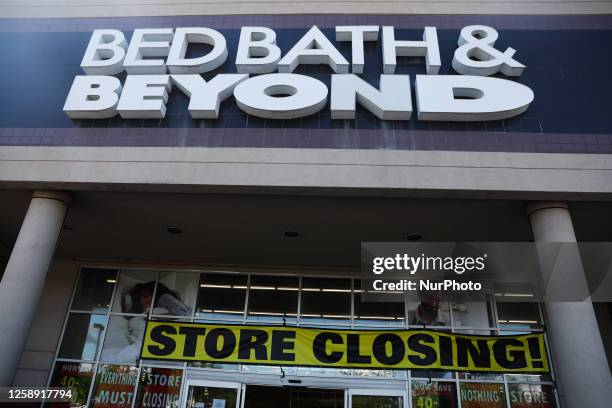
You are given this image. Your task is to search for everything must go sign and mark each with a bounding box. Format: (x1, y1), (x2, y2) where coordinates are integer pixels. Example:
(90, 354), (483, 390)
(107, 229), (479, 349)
(64, 25), (534, 122)
(141, 321), (550, 373)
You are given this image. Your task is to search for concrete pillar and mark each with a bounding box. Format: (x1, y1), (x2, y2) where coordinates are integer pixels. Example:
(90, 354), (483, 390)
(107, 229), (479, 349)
(527, 202), (612, 408)
(0, 190), (71, 386)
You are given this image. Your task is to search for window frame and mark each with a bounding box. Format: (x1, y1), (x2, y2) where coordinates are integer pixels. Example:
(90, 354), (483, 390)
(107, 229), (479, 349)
(46, 265), (559, 408)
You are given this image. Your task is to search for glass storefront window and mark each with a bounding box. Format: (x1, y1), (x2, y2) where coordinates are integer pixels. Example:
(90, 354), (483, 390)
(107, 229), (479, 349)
(505, 374), (553, 383)
(71, 268), (118, 312)
(452, 302), (494, 329)
(300, 277), (351, 324)
(90, 364), (139, 408)
(188, 361), (240, 371)
(459, 382), (506, 408)
(411, 370), (454, 380)
(295, 366), (350, 376)
(351, 369), (407, 379)
(507, 384), (556, 407)
(58, 313), (108, 361)
(411, 380), (458, 408)
(354, 281), (405, 326)
(49, 267), (557, 408)
(458, 371), (504, 381)
(184, 385), (238, 408)
(240, 364), (298, 375)
(497, 303), (542, 331)
(100, 315), (146, 364)
(352, 394), (403, 408)
(407, 296), (451, 327)
(154, 271), (198, 317)
(243, 386), (344, 408)
(240, 364), (292, 374)
(112, 270), (158, 314)
(46, 362), (94, 408)
(247, 275), (298, 322)
(196, 273), (247, 320)
(134, 367), (184, 408)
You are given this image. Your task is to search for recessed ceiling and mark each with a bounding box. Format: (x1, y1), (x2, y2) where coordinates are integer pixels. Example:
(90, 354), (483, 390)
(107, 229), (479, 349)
(0, 189), (610, 270)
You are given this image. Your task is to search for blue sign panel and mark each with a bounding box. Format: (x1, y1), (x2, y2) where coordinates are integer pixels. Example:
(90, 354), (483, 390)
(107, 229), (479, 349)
(1, 15), (611, 153)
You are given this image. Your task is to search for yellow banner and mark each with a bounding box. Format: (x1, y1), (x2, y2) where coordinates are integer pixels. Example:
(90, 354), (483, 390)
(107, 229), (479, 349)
(141, 321), (549, 373)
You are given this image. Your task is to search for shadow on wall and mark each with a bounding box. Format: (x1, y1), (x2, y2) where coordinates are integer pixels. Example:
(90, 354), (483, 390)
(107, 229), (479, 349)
(0, 259), (7, 283)
(593, 302), (612, 374)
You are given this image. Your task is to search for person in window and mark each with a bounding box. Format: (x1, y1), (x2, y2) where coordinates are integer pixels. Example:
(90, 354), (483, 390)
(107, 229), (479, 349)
(124, 281), (191, 316)
(408, 293), (448, 326)
(102, 282), (191, 363)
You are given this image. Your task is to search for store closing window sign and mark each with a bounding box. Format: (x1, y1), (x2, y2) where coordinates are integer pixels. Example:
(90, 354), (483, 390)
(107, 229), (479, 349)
(508, 384), (555, 408)
(47, 362), (94, 408)
(64, 25), (534, 122)
(134, 367), (182, 408)
(459, 383), (506, 408)
(141, 321), (549, 373)
(90, 365), (139, 408)
(412, 381), (458, 408)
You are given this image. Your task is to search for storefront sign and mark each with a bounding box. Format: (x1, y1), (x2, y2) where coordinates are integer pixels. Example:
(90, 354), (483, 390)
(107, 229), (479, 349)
(412, 380), (458, 408)
(64, 25), (534, 122)
(460, 383), (506, 408)
(134, 367), (182, 408)
(91, 365), (139, 408)
(140, 321), (549, 373)
(508, 384), (555, 408)
(48, 362), (94, 408)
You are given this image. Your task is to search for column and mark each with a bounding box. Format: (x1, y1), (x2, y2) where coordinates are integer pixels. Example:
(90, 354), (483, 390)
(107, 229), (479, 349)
(527, 202), (612, 408)
(0, 190), (71, 386)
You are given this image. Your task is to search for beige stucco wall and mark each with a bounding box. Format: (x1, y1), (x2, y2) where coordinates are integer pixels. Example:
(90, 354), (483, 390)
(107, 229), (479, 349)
(1, 147), (612, 200)
(1, 0), (612, 18)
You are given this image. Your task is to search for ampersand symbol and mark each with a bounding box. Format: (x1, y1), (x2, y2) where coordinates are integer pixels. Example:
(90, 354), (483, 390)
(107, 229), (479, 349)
(452, 25), (526, 77)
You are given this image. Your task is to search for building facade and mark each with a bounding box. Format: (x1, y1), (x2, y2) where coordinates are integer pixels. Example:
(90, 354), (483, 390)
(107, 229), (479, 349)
(0, 1), (611, 408)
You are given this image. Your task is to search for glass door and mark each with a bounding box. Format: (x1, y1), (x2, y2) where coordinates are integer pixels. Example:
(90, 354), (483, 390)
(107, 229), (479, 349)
(182, 379), (243, 408)
(348, 389), (407, 408)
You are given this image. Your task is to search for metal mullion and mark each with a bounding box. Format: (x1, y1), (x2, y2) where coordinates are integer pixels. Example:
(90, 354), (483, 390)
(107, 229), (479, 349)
(188, 275), (196, 373)
(67, 309), (109, 315)
(94, 269), (122, 364)
(456, 377), (503, 384)
(148, 270), (161, 319)
(456, 378), (463, 408)
(130, 364), (143, 408)
(350, 278), (357, 378)
(505, 379), (554, 385)
(503, 379), (511, 408)
(449, 326), (499, 332)
(404, 285), (409, 330)
(102, 312), (145, 318)
(492, 298), (501, 334)
(49, 358), (94, 364)
(140, 361), (185, 369)
(84, 361), (99, 408)
(552, 385), (562, 408)
(243, 274), (251, 324)
(542, 331), (557, 383)
(350, 278), (355, 329)
(44, 264), (84, 391)
(487, 299), (496, 328)
(296, 276), (303, 326)
(150, 313), (197, 320)
(537, 302), (545, 326)
(407, 368), (412, 408)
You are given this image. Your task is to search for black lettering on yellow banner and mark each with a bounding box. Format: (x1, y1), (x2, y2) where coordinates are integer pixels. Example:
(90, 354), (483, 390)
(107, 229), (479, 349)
(141, 321), (550, 374)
